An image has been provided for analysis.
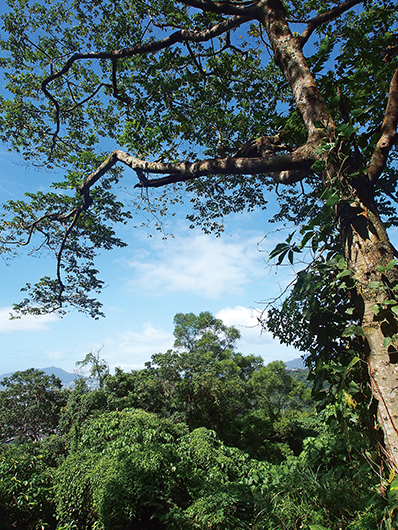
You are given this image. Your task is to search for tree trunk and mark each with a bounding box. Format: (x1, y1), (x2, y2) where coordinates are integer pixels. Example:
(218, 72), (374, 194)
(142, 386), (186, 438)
(338, 193), (398, 471)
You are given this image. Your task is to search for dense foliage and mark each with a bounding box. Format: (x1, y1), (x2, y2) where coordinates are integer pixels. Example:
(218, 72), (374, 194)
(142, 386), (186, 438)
(1, 312), (398, 529)
(0, 368), (68, 443)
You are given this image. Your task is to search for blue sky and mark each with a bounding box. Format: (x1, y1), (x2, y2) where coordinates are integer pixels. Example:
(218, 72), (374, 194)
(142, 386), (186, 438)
(0, 143), (304, 375)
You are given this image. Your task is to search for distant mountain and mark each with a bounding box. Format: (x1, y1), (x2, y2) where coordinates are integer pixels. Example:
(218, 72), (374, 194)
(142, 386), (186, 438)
(284, 357), (305, 370)
(0, 366), (78, 388)
(41, 366), (77, 386)
(1, 361), (307, 388)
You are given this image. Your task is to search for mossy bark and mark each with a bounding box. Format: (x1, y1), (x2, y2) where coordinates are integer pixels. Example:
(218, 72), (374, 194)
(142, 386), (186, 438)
(338, 196), (398, 471)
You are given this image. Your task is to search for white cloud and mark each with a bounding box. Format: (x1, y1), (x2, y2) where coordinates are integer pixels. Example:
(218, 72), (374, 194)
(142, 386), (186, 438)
(99, 310), (299, 372)
(216, 305), (301, 364)
(216, 305), (273, 347)
(0, 307), (58, 334)
(126, 232), (263, 299)
(217, 305), (263, 342)
(43, 350), (69, 362)
(103, 322), (175, 371)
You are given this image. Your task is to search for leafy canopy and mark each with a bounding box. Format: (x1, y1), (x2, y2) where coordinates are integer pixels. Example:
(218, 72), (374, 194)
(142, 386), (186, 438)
(0, 368), (67, 442)
(0, 0), (397, 317)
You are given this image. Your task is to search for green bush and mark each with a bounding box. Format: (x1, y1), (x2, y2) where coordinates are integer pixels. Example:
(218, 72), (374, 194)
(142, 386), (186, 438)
(0, 442), (57, 530)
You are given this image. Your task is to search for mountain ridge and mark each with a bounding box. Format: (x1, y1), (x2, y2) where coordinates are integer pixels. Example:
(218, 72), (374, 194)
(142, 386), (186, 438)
(1, 358), (306, 386)
(0, 366), (77, 388)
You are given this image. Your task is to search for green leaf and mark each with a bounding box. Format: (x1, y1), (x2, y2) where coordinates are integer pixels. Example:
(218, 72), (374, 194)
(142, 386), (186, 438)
(354, 326), (364, 337)
(299, 230), (315, 249)
(370, 303), (380, 315)
(311, 236), (319, 253)
(351, 105), (373, 118)
(286, 231), (296, 244)
(328, 94), (341, 110)
(325, 192), (339, 207)
(269, 243), (288, 259)
(342, 324), (356, 337)
(277, 249), (289, 265)
(342, 325), (363, 337)
(336, 269), (351, 279)
(311, 160), (326, 172)
(346, 356), (360, 371)
(338, 123), (357, 138)
(388, 476), (398, 506)
(384, 336), (393, 348)
(376, 259), (398, 272)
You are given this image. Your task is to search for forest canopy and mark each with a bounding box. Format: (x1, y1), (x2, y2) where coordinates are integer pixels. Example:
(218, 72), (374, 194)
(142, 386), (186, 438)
(1, 312), (397, 529)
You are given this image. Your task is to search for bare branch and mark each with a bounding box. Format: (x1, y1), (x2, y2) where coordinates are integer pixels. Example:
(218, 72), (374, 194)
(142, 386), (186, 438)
(66, 83), (108, 112)
(0, 204), (79, 248)
(76, 141), (316, 197)
(179, 0), (260, 17)
(111, 59), (132, 105)
(368, 67), (398, 183)
(185, 41), (211, 79)
(298, 0), (363, 48)
(56, 209), (81, 300)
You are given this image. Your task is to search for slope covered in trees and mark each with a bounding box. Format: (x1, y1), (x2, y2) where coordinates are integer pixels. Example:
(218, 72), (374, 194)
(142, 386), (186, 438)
(1, 312), (397, 529)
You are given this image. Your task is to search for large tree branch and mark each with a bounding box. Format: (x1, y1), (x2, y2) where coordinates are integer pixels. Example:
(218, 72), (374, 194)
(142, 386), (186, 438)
(179, 0), (261, 17)
(368, 67), (398, 183)
(77, 142), (317, 200)
(298, 0), (363, 48)
(260, 0), (335, 141)
(3, 141), (315, 313)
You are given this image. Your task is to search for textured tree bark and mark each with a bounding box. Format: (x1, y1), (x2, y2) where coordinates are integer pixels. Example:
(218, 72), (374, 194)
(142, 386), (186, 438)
(260, 0), (398, 470)
(338, 195), (398, 471)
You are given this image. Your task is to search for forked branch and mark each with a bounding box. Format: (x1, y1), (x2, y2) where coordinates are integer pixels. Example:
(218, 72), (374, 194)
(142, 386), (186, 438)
(298, 0), (363, 47)
(368, 67), (398, 183)
(78, 142), (316, 198)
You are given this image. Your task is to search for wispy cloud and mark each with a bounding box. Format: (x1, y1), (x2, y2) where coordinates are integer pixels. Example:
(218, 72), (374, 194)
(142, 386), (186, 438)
(103, 323), (175, 371)
(0, 307), (58, 334)
(125, 232), (264, 299)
